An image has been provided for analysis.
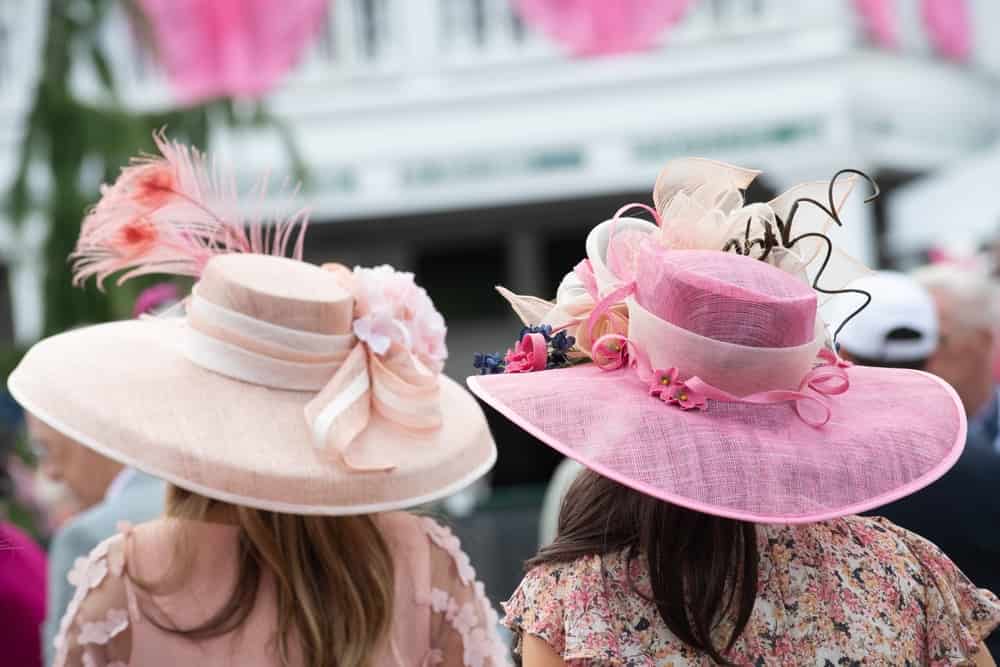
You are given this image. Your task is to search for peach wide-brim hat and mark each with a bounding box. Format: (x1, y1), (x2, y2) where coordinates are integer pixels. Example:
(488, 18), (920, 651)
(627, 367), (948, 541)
(10, 254), (497, 515)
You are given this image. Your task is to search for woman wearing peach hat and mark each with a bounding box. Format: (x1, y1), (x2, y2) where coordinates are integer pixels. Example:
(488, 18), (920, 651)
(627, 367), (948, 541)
(10, 134), (508, 667)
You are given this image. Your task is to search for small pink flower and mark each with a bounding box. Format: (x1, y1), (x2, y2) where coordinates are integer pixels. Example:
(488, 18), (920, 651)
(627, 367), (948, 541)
(67, 555), (108, 590)
(592, 333), (629, 370)
(427, 588), (451, 613)
(573, 303), (629, 358)
(351, 265), (448, 371)
(649, 367), (679, 399)
(667, 382), (707, 410)
(503, 332), (547, 374)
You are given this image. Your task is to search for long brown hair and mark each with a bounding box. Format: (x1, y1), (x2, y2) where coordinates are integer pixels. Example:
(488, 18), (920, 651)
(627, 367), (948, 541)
(529, 470), (758, 665)
(138, 484), (395, 667)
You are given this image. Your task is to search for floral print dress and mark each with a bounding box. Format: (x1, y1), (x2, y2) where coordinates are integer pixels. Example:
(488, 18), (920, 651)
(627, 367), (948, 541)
(504, 516), (1000, 666)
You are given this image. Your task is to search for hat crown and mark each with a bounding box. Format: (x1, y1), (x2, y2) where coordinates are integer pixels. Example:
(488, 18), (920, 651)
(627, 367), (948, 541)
(197, 255), (354, 335)
(634, 246), (818, 348)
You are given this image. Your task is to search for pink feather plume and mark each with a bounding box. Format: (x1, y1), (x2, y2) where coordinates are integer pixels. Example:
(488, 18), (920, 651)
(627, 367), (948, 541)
(72, 130), (309, 288)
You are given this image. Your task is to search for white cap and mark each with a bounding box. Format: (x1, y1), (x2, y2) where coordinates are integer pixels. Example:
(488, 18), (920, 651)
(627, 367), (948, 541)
(829, 271), (939, 363)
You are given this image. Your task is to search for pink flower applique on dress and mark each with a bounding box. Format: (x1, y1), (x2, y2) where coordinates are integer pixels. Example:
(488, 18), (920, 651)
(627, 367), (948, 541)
(421, 518), (477, 585)
(67, 552), (109, 594)
(78, 608), (129, 646)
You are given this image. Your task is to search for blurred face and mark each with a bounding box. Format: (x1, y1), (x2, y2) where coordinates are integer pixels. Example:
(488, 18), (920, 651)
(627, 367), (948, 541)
(925, 289), (995, 412)
(26, 414), (122, 510)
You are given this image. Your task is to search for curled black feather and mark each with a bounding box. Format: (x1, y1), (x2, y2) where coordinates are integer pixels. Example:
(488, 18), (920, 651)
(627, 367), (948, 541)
(724, 169), (879, 341)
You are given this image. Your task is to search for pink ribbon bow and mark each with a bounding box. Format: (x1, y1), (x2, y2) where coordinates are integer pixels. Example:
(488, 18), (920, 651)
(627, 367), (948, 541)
(183, 285), (442, 473)
(683, 351), (850, 427)
(303, 340), (442, 471)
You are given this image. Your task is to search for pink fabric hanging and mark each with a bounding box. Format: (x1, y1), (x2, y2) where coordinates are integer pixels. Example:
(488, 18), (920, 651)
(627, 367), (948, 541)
(852, 0), (898, 49)
(921, 0), (971, 62)
(512, 0), (692, 57)
(137, 0), (330, 104)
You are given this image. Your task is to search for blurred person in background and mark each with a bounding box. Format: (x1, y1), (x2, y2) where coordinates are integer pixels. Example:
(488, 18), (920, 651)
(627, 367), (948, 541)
(832, 271), (939, 370)
(29, 415), (165, 666)
(0, 401), (46, 667)
(834, 267), (1000, 655)
(916, 264), (1000, 443)
(30, 284), (176, 664)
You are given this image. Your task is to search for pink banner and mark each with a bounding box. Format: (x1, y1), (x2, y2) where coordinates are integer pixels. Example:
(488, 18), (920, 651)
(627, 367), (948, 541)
(852, 0), (898, 49)
(512, 0), (692, 57)
(138, 0), (330, 105)
(921, 0), (971, 62)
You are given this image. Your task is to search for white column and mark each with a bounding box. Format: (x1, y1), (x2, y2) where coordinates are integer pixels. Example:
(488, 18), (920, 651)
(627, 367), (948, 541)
(8, 214), (47, 344)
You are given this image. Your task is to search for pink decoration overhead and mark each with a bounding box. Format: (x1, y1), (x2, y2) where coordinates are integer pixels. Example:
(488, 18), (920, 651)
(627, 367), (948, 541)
(137, 0), (330, 104)
(921, 0), (971, 62)
(512, 0), (692, 57)
(852, 0), (898, 49)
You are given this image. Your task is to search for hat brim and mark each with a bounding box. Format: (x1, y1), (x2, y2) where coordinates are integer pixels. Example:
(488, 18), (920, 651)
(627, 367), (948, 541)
(10, 319), (496, 515)
(468, 363), (965, 524)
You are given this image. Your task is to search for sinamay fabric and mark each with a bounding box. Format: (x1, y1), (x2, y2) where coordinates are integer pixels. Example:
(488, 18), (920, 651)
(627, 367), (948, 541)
(471, 361), (962, 523)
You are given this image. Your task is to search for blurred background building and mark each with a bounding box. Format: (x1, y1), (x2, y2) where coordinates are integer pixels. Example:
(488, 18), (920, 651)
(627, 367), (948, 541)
(2, 0), (999, 601)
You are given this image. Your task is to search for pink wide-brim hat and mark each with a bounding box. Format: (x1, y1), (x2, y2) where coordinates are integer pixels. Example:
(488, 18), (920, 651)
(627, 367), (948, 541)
(10, 254), (496, 515)
(468, 246), (966, 524)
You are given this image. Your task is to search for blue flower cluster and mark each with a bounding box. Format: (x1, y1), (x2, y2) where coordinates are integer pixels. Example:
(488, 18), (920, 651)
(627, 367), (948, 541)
(473, 324), (577, 375)
(472, 352), (506, 375)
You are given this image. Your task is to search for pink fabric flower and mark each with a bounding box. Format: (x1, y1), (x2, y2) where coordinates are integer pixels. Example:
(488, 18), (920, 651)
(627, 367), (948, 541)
(133, 282), (179, 318)
(452, 602), (480, 637)
(592, 333), (629, 370)
(351, 265), (448, 372)
(649, 367), (679, 399)
(67, 555), (108, 590)
(503, 332), (548, 374)
(77, 608), (129, 646)
(427, 588), (451, 614)
(666, 382), (707, 410)
(573, 302), (629, 357)
(422, 518), (478, 585)
(462, 626), (493, 667)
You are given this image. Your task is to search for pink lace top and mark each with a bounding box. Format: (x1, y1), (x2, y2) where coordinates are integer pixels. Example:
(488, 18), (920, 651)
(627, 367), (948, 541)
(504, 516), (1000, 665)
(52, 512), (510, 666)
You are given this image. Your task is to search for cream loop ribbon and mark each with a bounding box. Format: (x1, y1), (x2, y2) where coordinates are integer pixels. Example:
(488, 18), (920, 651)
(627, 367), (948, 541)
(181, 294), (442, 472)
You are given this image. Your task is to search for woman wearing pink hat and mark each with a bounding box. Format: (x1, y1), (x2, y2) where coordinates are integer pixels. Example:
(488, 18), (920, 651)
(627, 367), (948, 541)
(470, 159), (1000, 665)
(9, 134), (508, 667)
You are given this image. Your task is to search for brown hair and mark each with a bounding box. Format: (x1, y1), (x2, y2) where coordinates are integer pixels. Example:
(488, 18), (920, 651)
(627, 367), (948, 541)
(529, 469), (758, 665)
(139, 484), (395, 667)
